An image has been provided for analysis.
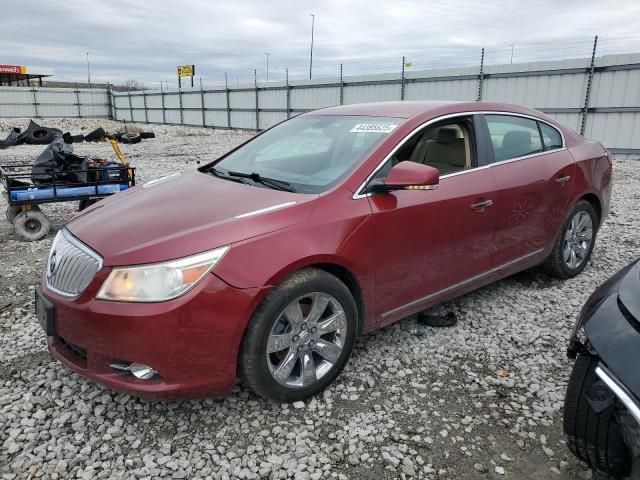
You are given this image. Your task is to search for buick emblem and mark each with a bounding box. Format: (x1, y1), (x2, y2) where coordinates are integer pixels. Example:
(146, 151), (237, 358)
(48, 251), (58, 280)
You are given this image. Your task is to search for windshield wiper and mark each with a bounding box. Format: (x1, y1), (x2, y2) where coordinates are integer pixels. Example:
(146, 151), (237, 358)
(206, 166), (248, 185)
(227, 171), (296, 192)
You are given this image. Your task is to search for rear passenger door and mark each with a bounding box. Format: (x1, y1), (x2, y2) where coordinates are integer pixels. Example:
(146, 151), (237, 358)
(481, 114), (575, 266)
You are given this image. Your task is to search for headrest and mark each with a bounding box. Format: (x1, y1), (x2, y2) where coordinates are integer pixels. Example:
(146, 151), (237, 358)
(503, 130), (531, 150)
(450, 139), (467, 166)
(436, 128), (457, 144)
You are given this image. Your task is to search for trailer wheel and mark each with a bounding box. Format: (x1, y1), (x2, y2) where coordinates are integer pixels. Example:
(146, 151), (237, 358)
(5, 206), (21, 224)
(13, 211), (51, 241)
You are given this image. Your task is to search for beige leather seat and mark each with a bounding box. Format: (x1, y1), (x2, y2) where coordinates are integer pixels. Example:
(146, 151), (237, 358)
(410, 127), (467, 175)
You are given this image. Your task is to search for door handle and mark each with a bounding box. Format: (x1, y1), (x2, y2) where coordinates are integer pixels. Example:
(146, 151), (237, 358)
(555, 175), (571, 185)
(470, 199), (493, 212)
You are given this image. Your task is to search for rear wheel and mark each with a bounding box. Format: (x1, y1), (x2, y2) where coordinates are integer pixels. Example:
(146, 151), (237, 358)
(544, 200), (597, 279)
(240, 268), (358, 402)
(563, 354), (631, 478)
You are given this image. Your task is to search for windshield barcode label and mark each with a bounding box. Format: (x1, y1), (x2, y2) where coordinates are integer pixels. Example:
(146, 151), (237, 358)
(350, 124), (398, 134)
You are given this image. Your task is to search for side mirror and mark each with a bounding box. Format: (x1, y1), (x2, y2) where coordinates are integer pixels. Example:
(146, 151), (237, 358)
(368, 162), (440, 193)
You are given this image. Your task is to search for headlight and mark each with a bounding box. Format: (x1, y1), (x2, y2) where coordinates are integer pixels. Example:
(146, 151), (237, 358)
(96, 246), (229, 302)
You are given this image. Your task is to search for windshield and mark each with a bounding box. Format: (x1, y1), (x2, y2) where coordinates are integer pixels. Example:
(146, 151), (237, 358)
(212, 115), (402, 193)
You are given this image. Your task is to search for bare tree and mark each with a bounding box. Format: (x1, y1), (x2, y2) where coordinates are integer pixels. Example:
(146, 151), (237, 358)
(122, 79), (145, 91)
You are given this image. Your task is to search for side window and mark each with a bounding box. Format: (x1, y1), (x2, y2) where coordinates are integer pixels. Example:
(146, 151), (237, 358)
(539, 122), (563, 150)
(485, 115), (543, 162)
(377, 119), (473, 179)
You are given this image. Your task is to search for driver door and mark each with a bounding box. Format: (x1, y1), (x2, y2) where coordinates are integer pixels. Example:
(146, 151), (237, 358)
(366, 115), (497, 326)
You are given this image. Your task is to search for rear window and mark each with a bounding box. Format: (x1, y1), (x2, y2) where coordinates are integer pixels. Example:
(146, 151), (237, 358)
(540, 122), (563, 150)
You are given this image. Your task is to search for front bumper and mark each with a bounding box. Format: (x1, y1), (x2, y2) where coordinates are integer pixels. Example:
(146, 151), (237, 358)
(41, 269), (265, 399)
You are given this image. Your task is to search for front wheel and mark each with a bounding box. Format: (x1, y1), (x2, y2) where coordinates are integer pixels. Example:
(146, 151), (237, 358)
(544, 200), (598, 279)
(239, 268), (358, 402)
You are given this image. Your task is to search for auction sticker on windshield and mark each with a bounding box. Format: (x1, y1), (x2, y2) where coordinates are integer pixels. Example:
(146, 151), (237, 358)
(350, 124), (398, 133)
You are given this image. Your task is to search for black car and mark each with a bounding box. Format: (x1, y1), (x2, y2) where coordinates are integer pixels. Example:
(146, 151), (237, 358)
(565, 259), (640, 478)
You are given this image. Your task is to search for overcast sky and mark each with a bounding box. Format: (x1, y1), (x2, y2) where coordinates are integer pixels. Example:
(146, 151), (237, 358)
(3, 0), (640, 88)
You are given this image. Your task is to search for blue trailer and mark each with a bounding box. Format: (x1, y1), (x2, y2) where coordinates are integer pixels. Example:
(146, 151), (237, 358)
(1, 163), (135, 241)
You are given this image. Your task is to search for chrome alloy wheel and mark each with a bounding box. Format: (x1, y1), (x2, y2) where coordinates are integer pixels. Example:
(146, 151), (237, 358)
(563, 211), (594, 269)
(266, 292), (347, 388)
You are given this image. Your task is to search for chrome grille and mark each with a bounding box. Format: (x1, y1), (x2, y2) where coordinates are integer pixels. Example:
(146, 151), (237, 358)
(46, 229), (102, 297)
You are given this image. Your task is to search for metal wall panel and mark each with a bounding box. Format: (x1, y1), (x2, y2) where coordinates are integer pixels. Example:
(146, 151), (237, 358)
(37, 90), (77, 104)
(585, 112), (640, 149)
(165, 110), (181, 124)
(79, 105), (108, 117)
(406, 79), (477, 101)
(130, 95), (145, 109)
(147, 110), (163, 123)
(259, 111), (287, 129)
(344, 83), (399, 104)
(131, 109), (146, 122)
(290, 86), (339, 110)
(205, 110), (228, 128)
(163, 93), (179, 109)
(229, 90), (254, 109)
(204, 92), (226, 109)
(146, 94), (163, 109)
(230, 111), (254, 129)
(182, 110), (202, 126)
(259, 89), (286, 109)
(181, 91), (202, 109)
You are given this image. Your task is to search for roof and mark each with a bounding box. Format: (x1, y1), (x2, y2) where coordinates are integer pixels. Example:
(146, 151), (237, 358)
(308, 100), (547, 120)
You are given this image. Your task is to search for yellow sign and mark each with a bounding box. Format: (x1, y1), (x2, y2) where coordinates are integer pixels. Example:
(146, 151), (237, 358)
(404, 61), (413, 68)
(177, 65), (195, 77)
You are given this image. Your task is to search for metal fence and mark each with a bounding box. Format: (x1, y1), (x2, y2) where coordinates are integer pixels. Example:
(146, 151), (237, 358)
(0, 86), (110, 118)
(110, 52), (640, 155)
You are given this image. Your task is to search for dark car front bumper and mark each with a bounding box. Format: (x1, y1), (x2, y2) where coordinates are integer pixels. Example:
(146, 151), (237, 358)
(569, 260), (640, 419)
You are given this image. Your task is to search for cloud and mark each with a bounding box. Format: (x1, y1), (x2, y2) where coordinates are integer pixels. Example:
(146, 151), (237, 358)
(1, 0), (639, 88)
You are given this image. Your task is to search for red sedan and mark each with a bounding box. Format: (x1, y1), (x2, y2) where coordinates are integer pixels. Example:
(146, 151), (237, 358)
(36, 101), (613, 401)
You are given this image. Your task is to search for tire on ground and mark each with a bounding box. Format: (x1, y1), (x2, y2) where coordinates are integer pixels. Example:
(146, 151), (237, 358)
(239, 267), (358, 402)
(139, 131), (155, 139)
(26, 128), (60, 145)
(563, 354), (631, 478)
(13, 210), (51, 241)
(121, 133), (142, 144)
(544, 199), (598, 279)
(84, 127), (106, 142)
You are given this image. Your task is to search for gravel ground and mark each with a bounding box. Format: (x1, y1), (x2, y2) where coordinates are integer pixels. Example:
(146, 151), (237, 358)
(1, 118), (639, 480)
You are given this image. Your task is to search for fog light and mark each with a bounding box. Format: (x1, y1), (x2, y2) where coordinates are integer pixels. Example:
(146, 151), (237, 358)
(110, 361), (158, 380)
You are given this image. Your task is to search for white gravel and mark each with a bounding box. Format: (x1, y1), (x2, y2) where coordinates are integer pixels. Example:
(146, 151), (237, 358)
(1, 118), (639, 479)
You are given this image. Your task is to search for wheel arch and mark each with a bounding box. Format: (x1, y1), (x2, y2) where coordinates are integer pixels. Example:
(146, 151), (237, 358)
(263, 256), (367, 335)
(578, 192), (602, 226)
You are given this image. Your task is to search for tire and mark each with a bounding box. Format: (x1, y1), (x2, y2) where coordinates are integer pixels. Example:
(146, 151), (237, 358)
(78, 199), (99, 211)
(240, 268), (358, 402)
(84, 127), (106, 142)
(544, 200), (598, 279)
(563, 354), (631, 478)
(121, 133), (141, 144)
(139, 131), (155, 139)
(6, 206), (21, 224)
(26, 128), (60, 145)
(13, 211), (50, 241)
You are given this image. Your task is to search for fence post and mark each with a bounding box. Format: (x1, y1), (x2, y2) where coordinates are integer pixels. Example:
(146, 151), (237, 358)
(75, 83), (81, 118)
(339, 64), (344, 105)
(178, 86), (184, 125)
(580, 35), (598, 136)
(286, 68), (291, 119)
(476, 48), (485, 101)
(254, 69), (259, 131)
(127, 90), (133, 122)
(32, 86), (39, 118)
(400, 56), (406, 101)
(225, 73), (231, 128)
(160, 84), (166, 125)
(200, 77), (206, 127)
(106, 83), (113, 120)
(142, 90), (149, 124)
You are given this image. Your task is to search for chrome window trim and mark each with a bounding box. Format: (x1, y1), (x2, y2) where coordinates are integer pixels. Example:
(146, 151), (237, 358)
(46, 228), (104, 298)
(352, 110), (566, 200)
(596, 364), (640, 425)
(381, 248), (544, 319)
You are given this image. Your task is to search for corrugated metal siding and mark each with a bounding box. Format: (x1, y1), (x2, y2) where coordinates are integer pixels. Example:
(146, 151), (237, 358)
(291, 86), (339, 110)
(205, 111), (228, 127)
(181, 92), (201, 109)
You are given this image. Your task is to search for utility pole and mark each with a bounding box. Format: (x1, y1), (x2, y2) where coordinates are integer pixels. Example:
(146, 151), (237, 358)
(510, 45), (514, 64)
(309, 13), (315, 79)
(264, 52), (270, 82)
(86, 52), (91, 85)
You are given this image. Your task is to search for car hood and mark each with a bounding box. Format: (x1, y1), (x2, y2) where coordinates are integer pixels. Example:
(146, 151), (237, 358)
(66, 170), (318, 266)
